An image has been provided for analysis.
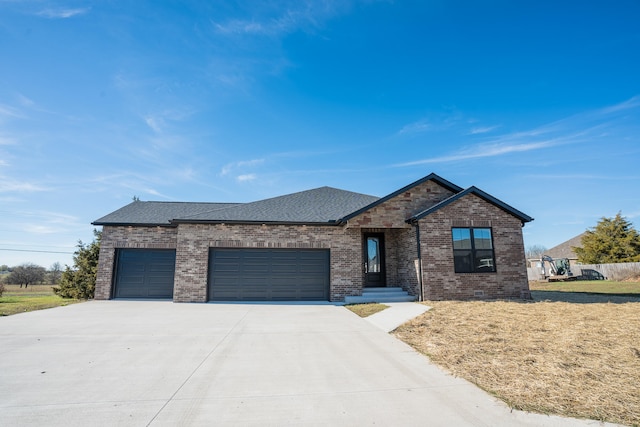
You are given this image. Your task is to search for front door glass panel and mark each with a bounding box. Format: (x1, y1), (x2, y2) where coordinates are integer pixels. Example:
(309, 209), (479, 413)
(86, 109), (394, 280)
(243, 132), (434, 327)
(367, 237), (381, 273)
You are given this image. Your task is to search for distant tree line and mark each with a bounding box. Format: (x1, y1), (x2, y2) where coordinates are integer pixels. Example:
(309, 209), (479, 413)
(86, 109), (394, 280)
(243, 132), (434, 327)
(1, 262), (63, 287)
(1, 231), (101, 300)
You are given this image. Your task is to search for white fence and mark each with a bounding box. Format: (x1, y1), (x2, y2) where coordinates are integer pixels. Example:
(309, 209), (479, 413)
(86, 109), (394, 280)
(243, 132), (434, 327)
(527, 262), (640, 281)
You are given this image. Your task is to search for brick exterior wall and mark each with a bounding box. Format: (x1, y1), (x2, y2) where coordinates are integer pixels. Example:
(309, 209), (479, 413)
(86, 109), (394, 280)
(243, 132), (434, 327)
(348, 180), (455, 228)
(172, 223), (363, 302)
(94, 179), (530, 303)
(418, 193), (530, 300)
(95, 226), (178, 300)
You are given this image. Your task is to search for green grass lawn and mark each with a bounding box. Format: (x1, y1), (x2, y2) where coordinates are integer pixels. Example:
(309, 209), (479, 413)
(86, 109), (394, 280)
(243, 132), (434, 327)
(0, 284), (82, 316)
(529, 280), (640, 295)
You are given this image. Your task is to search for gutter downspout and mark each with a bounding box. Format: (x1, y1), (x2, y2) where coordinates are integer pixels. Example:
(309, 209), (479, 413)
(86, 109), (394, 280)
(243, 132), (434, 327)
(412, 220), (424, 302)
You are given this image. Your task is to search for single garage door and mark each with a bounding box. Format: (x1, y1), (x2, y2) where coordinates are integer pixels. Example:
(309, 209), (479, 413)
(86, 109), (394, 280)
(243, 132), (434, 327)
(208, 248), (329, 301)
(113, 249), (176, 299)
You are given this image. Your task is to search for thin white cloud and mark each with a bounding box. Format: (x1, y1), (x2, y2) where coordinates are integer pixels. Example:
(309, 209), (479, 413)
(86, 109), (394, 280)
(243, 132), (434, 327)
(214, 20), (270, 36)
(212, 1), (349, 37)
(397, 119), (431, 135)
(16, 93), (35, 107)
(0, 178), (46, 192)
(1, 210), (83, 235)
(396, 110), (465, 136)
(144, 188), (170, 198)
(144, 116), (164, 133)
(396, 96), (640, 167)
(0, 135), (16, 145)
(237, 174), (257, 182)
(598, 95), (640, 114)
(37, 8), (89, 19)
(468, 125), (500, 135)
(524, 173), (640, 181)
(220, 159), (265, 176)
(143, 109), (195, 134)
(625, 209), (640, 219)
(22, 224), (60, 234)
(0, 104), (24, 120)
(397, 141), (555, 166)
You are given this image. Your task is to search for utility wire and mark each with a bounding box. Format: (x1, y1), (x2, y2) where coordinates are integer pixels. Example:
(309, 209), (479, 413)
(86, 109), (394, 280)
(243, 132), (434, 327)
(0, 248), (74, 254)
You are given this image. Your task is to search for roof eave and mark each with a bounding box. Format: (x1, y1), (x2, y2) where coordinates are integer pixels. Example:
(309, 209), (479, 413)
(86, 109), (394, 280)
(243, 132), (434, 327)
(408, 186), (534, 225)
(91, 221), (176, 227)
(170, 219), (341, 226)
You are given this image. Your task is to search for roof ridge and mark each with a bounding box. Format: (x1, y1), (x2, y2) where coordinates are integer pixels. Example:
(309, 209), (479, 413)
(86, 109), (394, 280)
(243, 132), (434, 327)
(138, 201), (242, 205)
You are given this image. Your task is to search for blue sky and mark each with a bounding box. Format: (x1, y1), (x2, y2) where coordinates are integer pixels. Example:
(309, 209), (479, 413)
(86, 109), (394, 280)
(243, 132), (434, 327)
(1, 0), (639, 268)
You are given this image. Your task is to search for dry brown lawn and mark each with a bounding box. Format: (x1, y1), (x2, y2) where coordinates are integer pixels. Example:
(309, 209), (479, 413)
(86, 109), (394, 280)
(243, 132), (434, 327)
(345, 303), (389, 317)
(394, 300), (640, 426)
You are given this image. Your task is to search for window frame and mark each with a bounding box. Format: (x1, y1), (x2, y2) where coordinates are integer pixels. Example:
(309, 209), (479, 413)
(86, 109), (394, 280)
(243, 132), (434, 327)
(451, 227), (497, 273)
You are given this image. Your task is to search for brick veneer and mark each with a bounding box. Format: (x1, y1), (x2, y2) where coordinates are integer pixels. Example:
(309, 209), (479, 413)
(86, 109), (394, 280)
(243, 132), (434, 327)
(172, 223), (364, 302)
(348, 180), (455, 228)
(418, 193), (530, 300)
(94, 179), (530, 302)
(95, 226), (178, 300)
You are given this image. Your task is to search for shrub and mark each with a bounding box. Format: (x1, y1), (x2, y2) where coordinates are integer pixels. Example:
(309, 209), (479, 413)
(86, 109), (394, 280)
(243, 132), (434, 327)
(53, 230), (101, 299)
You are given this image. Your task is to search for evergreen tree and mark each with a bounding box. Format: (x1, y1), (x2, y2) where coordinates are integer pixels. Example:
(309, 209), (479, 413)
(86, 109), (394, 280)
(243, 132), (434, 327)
(53, 230), (101, 299)
(574, 213), (640, 263)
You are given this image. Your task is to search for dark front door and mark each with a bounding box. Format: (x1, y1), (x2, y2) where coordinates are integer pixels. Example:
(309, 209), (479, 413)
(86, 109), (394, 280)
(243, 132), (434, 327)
(364, 233), (385, 287)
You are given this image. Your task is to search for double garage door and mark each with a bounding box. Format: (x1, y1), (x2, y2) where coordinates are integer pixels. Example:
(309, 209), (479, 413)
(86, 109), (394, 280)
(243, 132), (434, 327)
(208, 248), (329, 301)
(113, 248), (329, 301)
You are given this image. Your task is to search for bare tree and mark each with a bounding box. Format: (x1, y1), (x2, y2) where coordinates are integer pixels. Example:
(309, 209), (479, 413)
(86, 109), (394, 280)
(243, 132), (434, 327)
(49, 262), (63, 285)
(525, 244), (547, 260)
(8, 263), (46, 288)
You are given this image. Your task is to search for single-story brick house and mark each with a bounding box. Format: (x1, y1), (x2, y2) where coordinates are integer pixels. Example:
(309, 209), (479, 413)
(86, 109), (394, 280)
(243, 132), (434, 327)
(93, 173), (533, 302)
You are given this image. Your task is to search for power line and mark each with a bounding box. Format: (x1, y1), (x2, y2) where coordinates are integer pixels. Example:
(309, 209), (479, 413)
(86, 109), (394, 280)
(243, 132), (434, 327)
(0, 248), (74, 255)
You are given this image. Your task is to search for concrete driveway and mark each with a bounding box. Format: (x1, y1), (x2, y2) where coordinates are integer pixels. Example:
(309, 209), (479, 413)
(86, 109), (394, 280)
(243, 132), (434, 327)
(0, 301), (614, 426)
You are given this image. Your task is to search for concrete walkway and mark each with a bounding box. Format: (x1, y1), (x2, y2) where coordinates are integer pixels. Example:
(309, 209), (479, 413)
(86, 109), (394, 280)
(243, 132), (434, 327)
(0, 301), (619, 426)
(363, 302), (431, 332)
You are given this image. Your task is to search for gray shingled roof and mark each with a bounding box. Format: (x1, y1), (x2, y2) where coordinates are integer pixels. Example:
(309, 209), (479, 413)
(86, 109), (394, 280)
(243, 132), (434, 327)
(545, 233), (585, 260)
(92, 187), (380, 226)
(176, 187), (379, 224)
(92, 202), (242, 226)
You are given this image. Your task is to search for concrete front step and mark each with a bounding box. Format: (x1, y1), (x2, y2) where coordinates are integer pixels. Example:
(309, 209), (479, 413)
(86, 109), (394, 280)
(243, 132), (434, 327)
(344, 287), (417, 304)
(345, 295), (417, 304)
(361, 287), (405, 293)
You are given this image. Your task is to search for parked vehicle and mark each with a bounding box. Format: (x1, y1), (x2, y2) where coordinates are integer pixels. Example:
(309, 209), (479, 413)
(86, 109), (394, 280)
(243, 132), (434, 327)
(578, 269), (606, 281)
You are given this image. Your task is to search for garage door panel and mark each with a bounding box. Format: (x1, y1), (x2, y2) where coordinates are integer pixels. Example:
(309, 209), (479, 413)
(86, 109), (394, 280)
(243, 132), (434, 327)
(114, 249), (175, 299)
(208, 248), (329, 301)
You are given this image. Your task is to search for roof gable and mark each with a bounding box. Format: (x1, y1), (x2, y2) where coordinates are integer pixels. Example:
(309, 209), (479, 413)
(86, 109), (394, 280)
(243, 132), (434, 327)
(409, 186), (534, 224)
(337, 173), (463, 223)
